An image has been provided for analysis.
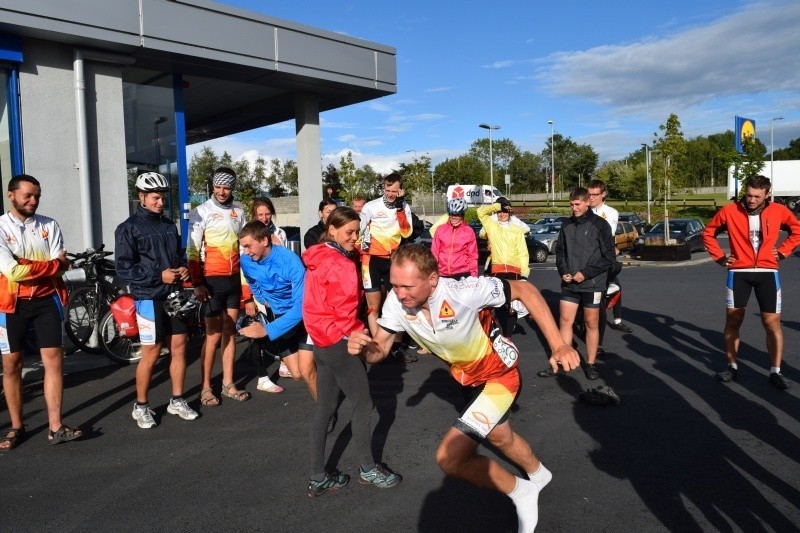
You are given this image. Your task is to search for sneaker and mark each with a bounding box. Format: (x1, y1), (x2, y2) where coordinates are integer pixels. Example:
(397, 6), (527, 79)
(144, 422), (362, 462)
(359, 464), (402, 489)
(583, 363), (600, 380)
(609, 321), (633, 333)
(132, 403), (157, 429)
(279, 362), (292, 378)
(390, 347), (418, 364)
(167, 397), (199, 421)
(307, 471), (350, 498)
(607, 282), (620, 295)
(770, 372), (789, 390)
(537, 366), (565, 378)
(327, 412), (338, 434)
(715, 366), (738, 383)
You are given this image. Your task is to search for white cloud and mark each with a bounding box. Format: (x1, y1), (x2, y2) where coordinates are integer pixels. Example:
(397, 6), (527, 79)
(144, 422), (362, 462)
(540, 1), (800, 115)
(426, 86), (455, 93)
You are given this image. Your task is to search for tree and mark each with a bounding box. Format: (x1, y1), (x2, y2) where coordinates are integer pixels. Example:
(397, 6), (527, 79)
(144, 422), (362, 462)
(468, 138), (521, 185)
(541, 134), (598, 195)
(507, 151), (545, 194)
(433, 155), (485, 191)
(188, 146), (219, 196)
(595, 159), (641, 200)
(354, 165), (381, 201)
(773, 137), (800, 160)
(652, 114), (687, 198)
(399, 153), (432, 201)
(338, 151), (360, 200)
(322, 163), (343, 197)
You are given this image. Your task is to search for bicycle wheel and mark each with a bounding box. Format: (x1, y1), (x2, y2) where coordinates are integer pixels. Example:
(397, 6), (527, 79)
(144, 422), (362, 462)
(64, 286), (104, 353)
(99, 309), (143, 365)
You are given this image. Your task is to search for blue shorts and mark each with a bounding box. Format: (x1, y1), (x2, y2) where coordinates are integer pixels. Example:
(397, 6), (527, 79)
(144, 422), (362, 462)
(135, 299), (190, 346)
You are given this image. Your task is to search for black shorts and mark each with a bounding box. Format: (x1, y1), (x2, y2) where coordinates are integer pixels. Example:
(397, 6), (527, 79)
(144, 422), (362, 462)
(560, 286), (604, 309)
(726, 270), (781, 313)
(362, 255), (391, 293)
(135, 299), (190, 346)
(203, 274), (242, 317)
(0, 295), (64, 355)
(252, 318), (310, 358)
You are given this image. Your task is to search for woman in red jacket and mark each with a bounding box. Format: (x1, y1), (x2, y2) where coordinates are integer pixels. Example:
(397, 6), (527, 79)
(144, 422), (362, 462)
(431, 197), (478, 279)
(302, 207), (402, 497)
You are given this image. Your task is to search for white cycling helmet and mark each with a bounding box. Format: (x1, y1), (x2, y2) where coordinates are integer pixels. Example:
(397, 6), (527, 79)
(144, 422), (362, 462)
(447, 197), (468, 216)
(135, 172), (169, 193)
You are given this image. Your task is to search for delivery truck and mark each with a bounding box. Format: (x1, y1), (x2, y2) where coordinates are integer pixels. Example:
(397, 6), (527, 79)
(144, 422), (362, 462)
(728, 160), (800, 209)
(445, 184), (502, 205)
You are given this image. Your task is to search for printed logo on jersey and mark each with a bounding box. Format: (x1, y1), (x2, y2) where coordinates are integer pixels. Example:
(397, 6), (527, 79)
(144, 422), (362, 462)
(439, 300), (456, 319)
(40, 229), (49, 239)
(230, 211), (238, 219)
(210, 213), (224, 220)
(4, 235), (17, 245)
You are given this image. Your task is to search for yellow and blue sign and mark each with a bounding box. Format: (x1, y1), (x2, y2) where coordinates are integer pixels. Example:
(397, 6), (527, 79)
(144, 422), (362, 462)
(735, 116), (756, 154)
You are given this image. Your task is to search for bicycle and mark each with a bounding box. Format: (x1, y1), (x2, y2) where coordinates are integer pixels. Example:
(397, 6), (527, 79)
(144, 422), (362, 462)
(62, 245), (129, 360)
(98, 286), (206, 365)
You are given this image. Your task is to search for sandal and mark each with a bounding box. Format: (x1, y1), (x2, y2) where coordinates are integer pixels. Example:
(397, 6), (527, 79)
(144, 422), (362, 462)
(200, 387), (220, 406)
(221, 382), (251, 402)
(48, 425), (83, 445)
(0, 426), (25, 451)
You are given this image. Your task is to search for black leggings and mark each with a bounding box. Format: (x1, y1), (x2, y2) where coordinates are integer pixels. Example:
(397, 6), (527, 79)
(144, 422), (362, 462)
(308, 339), (375, 477)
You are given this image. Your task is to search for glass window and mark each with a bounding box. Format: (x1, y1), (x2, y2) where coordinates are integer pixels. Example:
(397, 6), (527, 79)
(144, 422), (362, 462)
(122, 81), (178, 223)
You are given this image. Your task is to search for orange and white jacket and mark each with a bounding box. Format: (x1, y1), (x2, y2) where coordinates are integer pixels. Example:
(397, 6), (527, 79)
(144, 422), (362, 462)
(0, 212), (68, 313)
(186, 199), (245, 284)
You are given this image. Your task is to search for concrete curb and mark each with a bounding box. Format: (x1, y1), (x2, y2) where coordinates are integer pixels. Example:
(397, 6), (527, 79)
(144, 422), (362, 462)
(619, 255), (713, 268)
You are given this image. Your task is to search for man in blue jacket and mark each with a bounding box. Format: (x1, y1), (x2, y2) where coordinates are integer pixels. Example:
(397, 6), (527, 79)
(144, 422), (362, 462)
(115, 172), (199, 429)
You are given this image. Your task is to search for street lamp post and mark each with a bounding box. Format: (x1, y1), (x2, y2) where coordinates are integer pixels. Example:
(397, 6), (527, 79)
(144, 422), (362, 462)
(770, 116), (784, 181)
(641, 143), (652, 224)
(548, 120), (555, 203)
(479, 123), (500, 190)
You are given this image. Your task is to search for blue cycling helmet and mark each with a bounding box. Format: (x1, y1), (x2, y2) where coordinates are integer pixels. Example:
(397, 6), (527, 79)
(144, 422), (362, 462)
(447, 197), (468, 216)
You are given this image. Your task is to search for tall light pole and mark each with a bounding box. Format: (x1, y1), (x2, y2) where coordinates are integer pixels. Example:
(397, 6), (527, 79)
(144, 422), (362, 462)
(548, 120), (555, 203)
(770, 116), (784, 181)
(641, 143), (652, 224)
(479, 123), (500, 190)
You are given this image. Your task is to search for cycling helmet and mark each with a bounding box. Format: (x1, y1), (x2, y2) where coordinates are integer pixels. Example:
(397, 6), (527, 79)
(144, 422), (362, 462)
(135, 172), (169, 193)
(163, 289), (198, 319)
(236, 312), (269, 333)
(447, 197), (468, 216)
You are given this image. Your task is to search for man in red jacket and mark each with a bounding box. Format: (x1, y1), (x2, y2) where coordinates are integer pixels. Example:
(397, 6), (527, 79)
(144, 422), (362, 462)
(703, 174), (800, 390)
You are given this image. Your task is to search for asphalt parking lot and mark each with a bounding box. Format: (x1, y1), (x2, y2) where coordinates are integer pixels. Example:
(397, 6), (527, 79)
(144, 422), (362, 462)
(2, 253), (800, 532)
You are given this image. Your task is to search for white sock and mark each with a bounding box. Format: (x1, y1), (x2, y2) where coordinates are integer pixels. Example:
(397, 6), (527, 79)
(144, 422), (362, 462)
(508, 477), (541, 533)
(613, 318), (622, 324)
(527, 463), (552, 491)
(258, 376), (277, 387)
(771, 366), (780, 374)
(730, 362), (738, 370)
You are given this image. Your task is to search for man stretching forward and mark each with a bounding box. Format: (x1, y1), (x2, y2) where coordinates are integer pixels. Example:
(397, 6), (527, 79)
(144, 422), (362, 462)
(348, 244), (580, 532)
(703, 174), (800, 389)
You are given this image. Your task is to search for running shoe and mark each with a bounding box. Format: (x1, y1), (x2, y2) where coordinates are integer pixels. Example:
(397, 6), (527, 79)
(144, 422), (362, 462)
(167, 397), (199, 420)
(307, 471), (350, 498)
(132, 403), (157, 429)
(583, 363), (600, 380)
(609, 321), (633, 333)
(359, 464), (402, 489)
(715, 366), (738, 382)
(770, 372), (789, 390)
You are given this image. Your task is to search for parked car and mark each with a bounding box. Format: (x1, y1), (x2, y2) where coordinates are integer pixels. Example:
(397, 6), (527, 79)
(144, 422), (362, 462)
(419, 223), (549, 264)
(614, 221), (639, 252)
(533, 215), (569, 226)
(618, 212), (646, 235)
(528, 223), (562, 253)
(636, 218), (706, 253)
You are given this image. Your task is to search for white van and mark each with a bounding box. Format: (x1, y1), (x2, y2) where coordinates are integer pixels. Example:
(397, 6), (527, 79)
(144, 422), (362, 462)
(445, 184), (502, 205)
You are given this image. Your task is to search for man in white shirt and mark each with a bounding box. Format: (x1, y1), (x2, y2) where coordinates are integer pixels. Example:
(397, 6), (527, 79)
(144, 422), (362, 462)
(587, 179), (633, 347)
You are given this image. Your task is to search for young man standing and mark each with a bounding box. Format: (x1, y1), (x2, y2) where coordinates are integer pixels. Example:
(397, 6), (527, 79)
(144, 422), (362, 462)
(587, 179), (633, 342)
(0, 175), (82, 449)
(359, 173), (414, 361)
(703, 174), (800, 389)
(187, 167), (249, 405)
(554, 187), (616, 380)
(347, 244), (580, 532)
(115, 172), (198, 428)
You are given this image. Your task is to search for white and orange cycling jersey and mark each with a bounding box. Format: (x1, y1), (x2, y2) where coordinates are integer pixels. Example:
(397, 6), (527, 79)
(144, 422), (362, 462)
(359, 197), (412, 258)
(186, 199), (245, 283)
(0, 212), (68, 313)
(378, 276), (517, 386)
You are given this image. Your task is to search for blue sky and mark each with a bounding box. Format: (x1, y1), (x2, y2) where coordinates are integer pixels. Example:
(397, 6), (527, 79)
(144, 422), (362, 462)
(189, 0), (800, 174)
